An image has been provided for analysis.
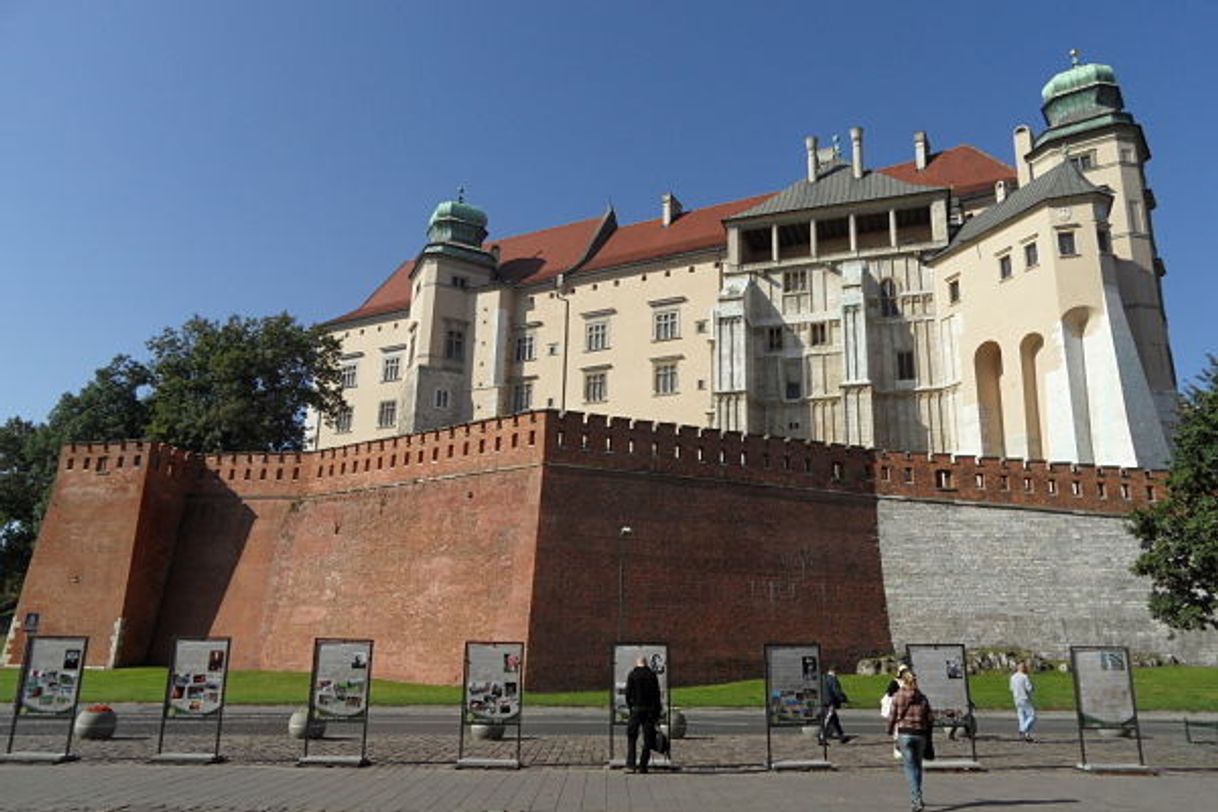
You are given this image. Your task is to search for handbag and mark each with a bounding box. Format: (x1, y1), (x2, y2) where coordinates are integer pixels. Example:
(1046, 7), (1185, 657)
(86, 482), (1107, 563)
(924, 726), (936, 761)
(655, 729), (671, 755)
(880, 693), (894, 719)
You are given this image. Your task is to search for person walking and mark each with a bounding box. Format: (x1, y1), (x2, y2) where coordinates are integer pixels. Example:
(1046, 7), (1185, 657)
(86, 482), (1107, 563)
(819, 666), (850, 743)
(887, 669), (934, 812)
(1009, 661), (1036, 742)
(624, 656), (662, 773)
(883, 663), (909, 758)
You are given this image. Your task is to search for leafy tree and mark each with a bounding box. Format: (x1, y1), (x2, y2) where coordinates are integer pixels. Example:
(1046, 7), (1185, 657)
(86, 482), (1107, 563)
(1, 418), (41, 609)
(1131, 354), (1218, 631)
(144, 313), (343, 453)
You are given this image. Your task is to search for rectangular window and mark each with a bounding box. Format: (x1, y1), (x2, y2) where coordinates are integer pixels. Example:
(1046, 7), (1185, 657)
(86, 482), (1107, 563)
(444, 328), (465, 362)
(896, 350), (915, 381)
(784, 358), (802, 400)
(512, 382), (533, 413)
(810, 322), (828, 345)
(1057, 230), (1078, 256)
(654, 362), (678, 396)
(451, 275), (468, 289)
(654, 309), (679, 341)
(335, 406), (353, 433)
(434, 388), (450, 410)
(586, 320), (609, 351)
(584, 371), (607, 403)
(382, 355), (401, 383)
(696, 319), (708, 334)
(782, 270), (808, 292)
(1024, 241), (1039, 268)
(341, 363), (358, 389)
(947, 279), (960, 304)
(377, 400), (397, 429)
(1069, 152), (1094, 171)
(1097, 228), (1112, 254)
(767, 326), (783, 352)
(515, 334), (535, 362)
(1128, 200), (1145, 233)
(998, 254), (1013, 280)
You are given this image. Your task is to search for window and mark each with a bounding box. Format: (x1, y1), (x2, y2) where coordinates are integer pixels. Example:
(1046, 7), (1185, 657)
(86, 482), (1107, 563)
(767, 326), (783, 352)
(382, 355), (401, 383)
(434, 388), (450, 409)
(810, 322), (828, 345)
(947, 279), (960, 304)
(695, 319), (708, 334)
(1069, 151), (1094, 171)
(998, 254), (1013, 280)
(654, 362), (678, 395)
(782, 270), (808, 292)
(654, 309), (679, 341)
(1097, 228), (1112, 254)
(512, 382), (533, 413)
(784, 358), (802, 400)
(1024, 241), (1039, 268)
(1057, 230), (1078, 256)
(451, 275), (468, 289)
(896, 350), (915, 381)
(548, 342), (559, 356)
(584, 371), (607, 403)
(1128, 200), (1145, 233)
(879, 279), (900, 317)
(377, 400), (397, 429)
(444, 327), (465, 362)
(586, 320), (609, 351)
(341, 362), (358, 389)
(515, 334), (535, 362)
(335, 406), (353, 434)
(1120, 147), (1135, 164)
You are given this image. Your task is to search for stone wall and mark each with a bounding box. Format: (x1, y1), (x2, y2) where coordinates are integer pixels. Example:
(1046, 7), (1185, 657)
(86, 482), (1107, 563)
(876, 498), (1218, 665)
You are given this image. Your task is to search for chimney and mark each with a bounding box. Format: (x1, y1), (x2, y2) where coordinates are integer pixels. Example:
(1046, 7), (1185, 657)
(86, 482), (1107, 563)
(850, 126), (864, 179)
(661, 192), (683, 227)
(1012, 125), (1033, 186)
(914, 131), (929, 171)
(995, 180), (1008, 203)
(805, 136), (820, 182)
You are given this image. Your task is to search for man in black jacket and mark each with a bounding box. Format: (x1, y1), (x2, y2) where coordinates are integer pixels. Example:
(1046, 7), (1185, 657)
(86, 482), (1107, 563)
(625, 656), (662, 773)
(820, 666), (850, 743)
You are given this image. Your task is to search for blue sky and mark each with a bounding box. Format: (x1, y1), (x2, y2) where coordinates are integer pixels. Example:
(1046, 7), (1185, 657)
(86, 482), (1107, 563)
(2, 1), (1215, 423)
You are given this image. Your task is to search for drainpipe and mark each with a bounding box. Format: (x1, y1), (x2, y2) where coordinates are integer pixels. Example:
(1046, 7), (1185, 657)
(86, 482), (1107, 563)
(555, 273), (570, 412)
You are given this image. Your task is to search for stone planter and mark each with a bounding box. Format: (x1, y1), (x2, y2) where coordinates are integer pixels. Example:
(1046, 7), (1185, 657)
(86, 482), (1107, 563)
(470, 722), (505, 741)
(288, 709), (326, 740)
(74, 708), (118, 740)
(659, 709), (688, 739)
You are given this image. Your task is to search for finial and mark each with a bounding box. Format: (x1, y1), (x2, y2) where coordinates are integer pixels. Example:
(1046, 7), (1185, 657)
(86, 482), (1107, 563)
(1069, 48), (1080, 67)
(832, 134), (841, 157)
(457, 186), (465, 203)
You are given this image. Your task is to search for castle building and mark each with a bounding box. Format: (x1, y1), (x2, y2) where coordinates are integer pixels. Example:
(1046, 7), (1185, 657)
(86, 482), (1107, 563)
(313, 57), (1175, 469)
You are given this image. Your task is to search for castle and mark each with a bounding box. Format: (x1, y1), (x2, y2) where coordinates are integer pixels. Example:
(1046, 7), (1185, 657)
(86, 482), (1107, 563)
(312, 55), (1175, 471)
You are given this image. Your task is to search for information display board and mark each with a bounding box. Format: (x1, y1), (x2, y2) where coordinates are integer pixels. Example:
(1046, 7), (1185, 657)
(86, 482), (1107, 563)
(1070, 645), (1145, 767)
(609, 643), (670, 765)
(299, 638), (373, 766)
(457, 641), (524, 768)
(763, 643), (827, 768)
(4, 635), (88, 761)
(907, 643), (977, 761)
(155, 637), (231, 762)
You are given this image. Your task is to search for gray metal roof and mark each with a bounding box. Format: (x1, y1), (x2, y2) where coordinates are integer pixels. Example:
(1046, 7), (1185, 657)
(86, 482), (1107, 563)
(942, 160), (1107, 253)
(725, 161), (945, 221)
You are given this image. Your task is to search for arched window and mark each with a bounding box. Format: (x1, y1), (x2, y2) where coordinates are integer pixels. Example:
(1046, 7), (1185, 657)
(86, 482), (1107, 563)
(879, 279), (900, 317)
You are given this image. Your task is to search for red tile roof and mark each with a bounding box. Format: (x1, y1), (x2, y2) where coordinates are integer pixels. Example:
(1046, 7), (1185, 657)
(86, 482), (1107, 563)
(331, 144), (1015, 325)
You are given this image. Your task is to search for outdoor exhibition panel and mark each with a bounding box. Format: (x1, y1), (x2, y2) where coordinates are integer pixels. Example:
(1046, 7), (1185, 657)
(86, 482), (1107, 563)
(154, 637), (232, 763)
(457, 641), (524, 769)
(609, 642), (671, 766)
(1070, 645), (1148, 769)
(3, 635), (88, 763)
(763, 643), (829, 769)
(298, 638), (373, 767)
(907, 643), (979, 764)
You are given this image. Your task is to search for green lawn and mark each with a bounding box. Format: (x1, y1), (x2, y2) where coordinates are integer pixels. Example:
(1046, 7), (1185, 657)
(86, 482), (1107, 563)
(2, 666), (1215, 711)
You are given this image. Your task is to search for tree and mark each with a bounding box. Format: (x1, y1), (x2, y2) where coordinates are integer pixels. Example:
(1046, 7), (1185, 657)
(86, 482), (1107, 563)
(1130, 354), (1218, 631)
(0, 418), (41, 610)
(145, 313), (344, 453)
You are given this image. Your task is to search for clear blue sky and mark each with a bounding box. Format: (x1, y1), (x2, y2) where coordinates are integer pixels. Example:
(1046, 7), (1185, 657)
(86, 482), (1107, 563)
(2, 0), (1215, 424)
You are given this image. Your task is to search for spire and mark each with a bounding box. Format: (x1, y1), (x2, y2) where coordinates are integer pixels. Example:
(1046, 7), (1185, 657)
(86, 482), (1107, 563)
(1069, 48), (1080, 67)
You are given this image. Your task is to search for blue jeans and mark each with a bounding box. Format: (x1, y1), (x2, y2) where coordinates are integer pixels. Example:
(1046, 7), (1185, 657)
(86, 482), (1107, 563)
(897, 732), (926, 808)
(1016, 701), (1036, 735)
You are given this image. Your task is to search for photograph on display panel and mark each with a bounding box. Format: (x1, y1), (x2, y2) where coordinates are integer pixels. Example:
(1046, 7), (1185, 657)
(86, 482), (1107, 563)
(464, 642), (524, 723)
(20, 637), (87, 716)
(312, 640), (372, 719)
(168, 638), (230, 717)
(1073, 646), (1137, 729)
(613, 644), (668, 724)
(907, 644), (971, 725)
(766, 645), (823, 727)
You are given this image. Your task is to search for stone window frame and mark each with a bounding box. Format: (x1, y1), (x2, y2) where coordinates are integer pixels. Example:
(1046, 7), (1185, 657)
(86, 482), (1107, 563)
(376, 400), (397, 429)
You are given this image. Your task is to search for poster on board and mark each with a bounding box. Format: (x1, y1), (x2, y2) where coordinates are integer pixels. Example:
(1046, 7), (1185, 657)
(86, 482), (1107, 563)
(168, 639), (230, 717)
(312, 640), (372, 719)
(464, 642), (524, 723)
(907, 644), (971, 723)
(19, 637), (87, 716)
(765, 644), (823, 727)
(612, 644), (669, 724)
(1073, 646), (1136, 729)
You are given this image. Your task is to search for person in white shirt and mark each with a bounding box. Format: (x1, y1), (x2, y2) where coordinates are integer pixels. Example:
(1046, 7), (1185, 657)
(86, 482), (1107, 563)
(1008, 661), (1036, 742)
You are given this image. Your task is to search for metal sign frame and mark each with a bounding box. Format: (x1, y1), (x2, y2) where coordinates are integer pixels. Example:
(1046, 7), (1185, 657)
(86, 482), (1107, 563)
(299, 637), (373, 767)
(1069, 645), (1146, 767)
(906, 642), (978, 763)
(608, 642), (671, 766)
(456, 641), (525, 769)
(4, 635), (89, 762)
(154, 636), (232, 763)
(763, 642), (827, 767)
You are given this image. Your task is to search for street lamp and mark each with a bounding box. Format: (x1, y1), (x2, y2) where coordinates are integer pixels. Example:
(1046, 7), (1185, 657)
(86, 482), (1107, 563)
(617, 526), (633, 641)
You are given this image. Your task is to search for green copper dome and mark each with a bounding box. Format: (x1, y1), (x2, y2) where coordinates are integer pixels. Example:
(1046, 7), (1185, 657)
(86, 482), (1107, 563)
(1039, 54), (1126, 130)
(427, 193), (488, 247)
(1040, 62), (1118, 105)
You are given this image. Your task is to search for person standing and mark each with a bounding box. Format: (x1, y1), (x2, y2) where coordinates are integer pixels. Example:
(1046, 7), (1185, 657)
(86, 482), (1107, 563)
(1009, 661), (1036, 742)
(887, 669), (933, 812)
(819, 666), (849, 743)
(883, 663), (910, 758)
(624, 656), (662, 773)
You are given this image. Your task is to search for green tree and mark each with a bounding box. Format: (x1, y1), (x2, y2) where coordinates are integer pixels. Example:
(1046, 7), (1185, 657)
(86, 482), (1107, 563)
(145, 313), (344, 452)
(1, 418), (41, 611)
(1131, 355), (1218, 631)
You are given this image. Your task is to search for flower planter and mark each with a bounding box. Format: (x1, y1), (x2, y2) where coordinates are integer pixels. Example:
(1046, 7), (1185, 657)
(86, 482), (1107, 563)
(470, 722), (505, 741)
(74, 708), (117, 740)
(288, 709), (326, 740)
